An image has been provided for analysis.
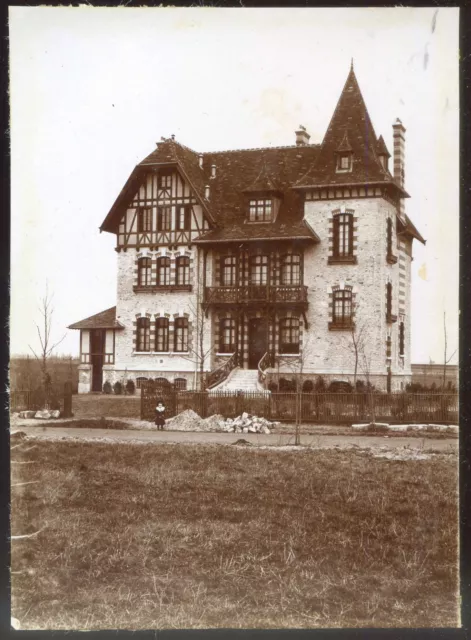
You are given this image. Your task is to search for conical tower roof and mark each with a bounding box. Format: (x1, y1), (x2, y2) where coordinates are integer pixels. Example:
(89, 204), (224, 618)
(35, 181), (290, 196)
(296, 65), (391, 187)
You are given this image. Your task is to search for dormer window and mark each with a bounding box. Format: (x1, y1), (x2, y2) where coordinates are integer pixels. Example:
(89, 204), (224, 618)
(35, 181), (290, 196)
(158, 171), (172, 189)
(249, 198), (272, 222)
(337, 153), (352, 172)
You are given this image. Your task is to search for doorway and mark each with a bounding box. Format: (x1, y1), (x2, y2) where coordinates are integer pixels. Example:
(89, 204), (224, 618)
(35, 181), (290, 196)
(248, 318), (267, 369)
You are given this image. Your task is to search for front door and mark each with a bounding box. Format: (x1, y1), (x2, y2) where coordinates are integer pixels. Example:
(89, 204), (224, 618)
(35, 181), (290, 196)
(248, 318), (267, 369)
(90, 330), (105, 392)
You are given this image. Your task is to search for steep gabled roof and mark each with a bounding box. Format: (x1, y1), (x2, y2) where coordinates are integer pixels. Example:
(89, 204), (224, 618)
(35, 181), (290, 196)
(68, 307), (124, 330)
(295, 66), (404, 193)
(377, 134), (391, 158)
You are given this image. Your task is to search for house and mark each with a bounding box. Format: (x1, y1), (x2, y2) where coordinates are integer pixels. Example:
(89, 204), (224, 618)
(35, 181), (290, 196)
(69, 63), (425, 394)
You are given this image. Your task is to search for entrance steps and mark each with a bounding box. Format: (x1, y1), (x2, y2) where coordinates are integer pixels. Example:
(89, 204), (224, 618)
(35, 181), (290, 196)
(210, 368), (265, 393)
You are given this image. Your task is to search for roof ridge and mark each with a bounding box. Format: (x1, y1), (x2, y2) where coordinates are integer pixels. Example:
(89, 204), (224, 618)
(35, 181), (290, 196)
(202, 143), (320, 155)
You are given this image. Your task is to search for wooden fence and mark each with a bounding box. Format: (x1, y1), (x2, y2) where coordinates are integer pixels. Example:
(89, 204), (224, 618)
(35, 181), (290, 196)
(141, 385), (459, 425)
(10, 383), (73, 416)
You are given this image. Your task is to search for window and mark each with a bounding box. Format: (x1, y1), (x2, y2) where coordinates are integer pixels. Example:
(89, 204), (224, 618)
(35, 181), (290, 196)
(281, 254), (301, 286)
(386, 218), (397, 263)
(155, 317), (169, 352)
(176, 256), (190, 286)
(333, 213), (354, 259)
(136, 377), (148, 389)
(220, 256), (237, 286)
(279, 317), (300, 354)
(386, 282), (394, 321)
(386, 335), (392, 359)
(399, 321), (405, 356)
(157, 257), (170, 286)
(136, 317), (150, 352)
(137, 257), (152, 287)
(138, 207), (152, 232)
(158, 171), (172, 189)
(248, 199), (272, 222)
(174, 378), (187, 391)
(337, 153), (352, 172)
(174, 317), (189, 352)
(177, 205), (191, 231)
(250, 255), (268, 285)
(157, 206), (172, 231)
(332, 288), (353, 328)
(219, 317), (236, 353)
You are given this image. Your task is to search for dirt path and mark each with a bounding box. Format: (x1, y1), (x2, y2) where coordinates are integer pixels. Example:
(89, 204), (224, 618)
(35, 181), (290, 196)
(10, 425), (457, 452)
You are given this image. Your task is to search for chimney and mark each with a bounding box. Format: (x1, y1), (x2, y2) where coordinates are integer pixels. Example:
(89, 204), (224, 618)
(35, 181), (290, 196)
(199, 154), (203, 169)
(205, 184), (210, 200)
(392, 118), (406, 220)
(295, 125), (310, 146)
(211, 164), (216, 178)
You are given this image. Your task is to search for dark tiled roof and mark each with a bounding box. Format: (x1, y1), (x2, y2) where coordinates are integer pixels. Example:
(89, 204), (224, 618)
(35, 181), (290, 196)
(68, 307), (124, 330)
(399, 214), (426, 245)
(295, 66), (403, 192)
(377, 135), (391, 158)
(194, 219), (320, 244)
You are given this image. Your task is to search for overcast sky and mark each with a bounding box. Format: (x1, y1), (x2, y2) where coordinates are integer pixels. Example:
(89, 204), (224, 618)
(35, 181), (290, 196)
(9, 6), (459, 364)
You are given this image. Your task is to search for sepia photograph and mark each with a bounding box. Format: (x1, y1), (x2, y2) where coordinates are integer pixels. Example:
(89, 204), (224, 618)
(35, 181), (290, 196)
(9, 6), (459, 630)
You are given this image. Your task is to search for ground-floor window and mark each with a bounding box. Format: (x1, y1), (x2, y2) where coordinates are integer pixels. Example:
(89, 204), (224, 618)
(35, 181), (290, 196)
(136, 317), (151, 352)
(136, 377), (148, 389)
(174, 317), (189, 352)
(279, 317), (300, 354)
(174, 377), (187, 391)
(219, 317), (236, 353)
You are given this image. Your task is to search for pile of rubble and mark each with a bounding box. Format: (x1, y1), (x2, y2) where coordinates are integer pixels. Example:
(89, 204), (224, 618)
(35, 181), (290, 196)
(164, 410), (277, 434)
(17, 409), (61, 420)
(352, 422), (458, 433)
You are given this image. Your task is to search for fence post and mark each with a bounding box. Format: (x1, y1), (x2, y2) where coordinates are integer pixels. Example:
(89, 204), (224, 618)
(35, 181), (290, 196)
(63, 382), (73, 418)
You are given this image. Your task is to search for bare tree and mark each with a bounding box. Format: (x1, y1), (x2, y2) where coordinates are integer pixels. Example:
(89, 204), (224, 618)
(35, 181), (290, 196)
(28, 284), (66, 407)
(178, 299), (215, 391)
(442, 312), (457, 391)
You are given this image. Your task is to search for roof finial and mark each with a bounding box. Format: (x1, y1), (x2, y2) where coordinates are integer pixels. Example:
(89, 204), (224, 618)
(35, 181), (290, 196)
(350, 57), (354, 71)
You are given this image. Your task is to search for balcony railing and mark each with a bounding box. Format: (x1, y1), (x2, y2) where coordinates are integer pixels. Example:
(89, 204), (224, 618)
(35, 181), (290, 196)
(204, 285), (308, 306)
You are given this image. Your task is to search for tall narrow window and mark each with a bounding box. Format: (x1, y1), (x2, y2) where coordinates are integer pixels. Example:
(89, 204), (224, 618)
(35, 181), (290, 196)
(331, 288), (353, 328)
(248, 199), (272, 222)
(138, 207), (152, 233)
(219, 317), (236, 353)
(157, 206), (172, 231)
(386, 335), (392, 359)
(177, 205), (191, 231)
(157, 257), (170, 286)
(155, 317), (169, 352)
(386, 282), (394, 322)
(158, 171), (172, 189)
(250, 255), (268, 285)
(174, 318), (189, 352)
(332, 213), (354, 259)
(281, 254), (301, 285)
(137, 257), (152, 287)
(176, 256), (190, 286)
(399, 321), (405, 356)
(136, 317), (150, 352)
(386, 218), (397, 264)
(279, 317), (300, 354)
(220, 256), (237, 286)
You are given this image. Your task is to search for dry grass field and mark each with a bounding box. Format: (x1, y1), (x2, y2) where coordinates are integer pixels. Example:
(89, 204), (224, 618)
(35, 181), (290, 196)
(11, 436), (459, 629)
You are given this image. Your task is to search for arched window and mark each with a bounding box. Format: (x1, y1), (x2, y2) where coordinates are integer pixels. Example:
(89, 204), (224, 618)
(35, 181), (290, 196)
(176, 256), (190, 286)
(219, 317), (236, 353)
(154, 377), (171, 390)
(137, 257), (152, 286)
(136, 317), (150, 352)
(332, 288), (353, 328)
(155, 317), (169, 352)
(220, 256), (237, 286)
(137, 207), (152, 233)
(250, 255), (268, 285)
(136, 377), (148, 389)
(332, 213), (353, 259)
(174, 317), (189, 352)
(281, 254), (301, 285)
(174, 377), (187, 391)
(157, 257), (170, 286)
(279, 317), (300, 354)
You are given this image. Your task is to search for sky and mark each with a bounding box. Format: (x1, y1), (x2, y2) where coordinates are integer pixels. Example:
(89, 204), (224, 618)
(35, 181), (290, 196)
(9, 6), (459, 364)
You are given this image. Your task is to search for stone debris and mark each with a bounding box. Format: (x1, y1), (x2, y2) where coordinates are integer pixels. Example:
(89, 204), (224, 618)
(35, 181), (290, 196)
(18, 411), (36, 419)
(165, 410), (277, 434)
(352, 422), (458, 434)
(33, 409), (60, 420)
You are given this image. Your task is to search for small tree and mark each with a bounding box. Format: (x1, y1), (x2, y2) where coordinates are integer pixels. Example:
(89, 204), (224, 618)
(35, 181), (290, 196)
(28, 284), (66, 409)
(278, 334), (312, 445)
(442, 312), (457, 391)
(178, 300), (215, 390)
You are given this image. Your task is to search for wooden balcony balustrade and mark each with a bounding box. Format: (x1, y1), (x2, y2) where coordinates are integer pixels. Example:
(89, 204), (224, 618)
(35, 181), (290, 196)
(204, 284), (308, 307)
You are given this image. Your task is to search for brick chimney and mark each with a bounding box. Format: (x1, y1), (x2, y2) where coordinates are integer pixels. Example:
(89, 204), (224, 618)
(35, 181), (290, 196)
(295, 125), (310, 146)
(392, 118), (406, 221)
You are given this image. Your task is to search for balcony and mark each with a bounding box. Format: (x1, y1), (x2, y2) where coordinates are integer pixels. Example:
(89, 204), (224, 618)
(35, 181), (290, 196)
(204, 284), (308, 307)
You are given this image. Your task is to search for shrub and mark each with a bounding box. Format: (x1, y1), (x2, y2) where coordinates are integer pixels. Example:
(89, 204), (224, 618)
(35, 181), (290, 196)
(328, 380), (353, 393)
(355, 379), (366, 392)
(315, 376), (326, 391)
(302, 379), (314, 393)
(113, 381), (123, 395)
(279, 378), (296, 392)
(125, 379), (136, 395)
(268, 382), (279, 393)
(103, 380), (112, 394)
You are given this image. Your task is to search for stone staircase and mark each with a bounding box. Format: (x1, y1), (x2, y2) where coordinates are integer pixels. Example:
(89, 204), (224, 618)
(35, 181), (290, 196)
(210, 368), (264, 392)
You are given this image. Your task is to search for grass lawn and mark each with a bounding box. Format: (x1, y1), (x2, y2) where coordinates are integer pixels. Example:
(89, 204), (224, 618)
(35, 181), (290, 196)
(11, 437), (459, 629)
